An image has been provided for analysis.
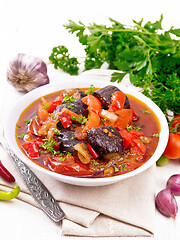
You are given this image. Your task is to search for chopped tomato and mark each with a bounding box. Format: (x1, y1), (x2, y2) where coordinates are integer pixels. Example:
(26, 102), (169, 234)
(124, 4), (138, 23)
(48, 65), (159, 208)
(83, 110), (100, 132)
(48, 157), (92, 176)
(113, 109), (133, 130)
(120, 129), (144, 148)
(120, 129), (135, 148)
(130, 138), (146, 155)
(109, 91), (125, 112)
(81, 95), (101, 114)
(58, 112), (72, 128)
(163, 132), (180, 159)
(28, 119), (42, 136)
(37, 103), (49, 122)
(47, 93), (64, 113)
(22, 138), (43, 159)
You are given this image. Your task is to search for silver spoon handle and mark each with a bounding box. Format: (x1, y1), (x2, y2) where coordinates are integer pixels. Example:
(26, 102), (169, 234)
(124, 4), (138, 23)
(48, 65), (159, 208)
(5, 144), (65, 222)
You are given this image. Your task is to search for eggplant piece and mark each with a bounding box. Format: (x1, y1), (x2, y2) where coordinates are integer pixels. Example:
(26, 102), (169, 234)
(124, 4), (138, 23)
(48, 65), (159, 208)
(87, 126), (123, 157)
(56, 130), (80, 153)
(93, 85), (130, 109)
(54, 99), (88, 117)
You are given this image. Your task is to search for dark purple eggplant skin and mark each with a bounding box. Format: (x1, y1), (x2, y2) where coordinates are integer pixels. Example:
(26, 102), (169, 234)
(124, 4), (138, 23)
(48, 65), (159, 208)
(56, 130), (80, 153)
(94, 85), (130, 109)
(54, 99), (88, 117)
(87, 126), (123, 157)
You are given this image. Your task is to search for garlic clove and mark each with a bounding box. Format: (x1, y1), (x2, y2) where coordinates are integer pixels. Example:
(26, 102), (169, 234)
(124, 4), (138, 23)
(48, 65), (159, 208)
(155, 189), (178, 219)
(166, 174), (180, 196)
(7, 53), (49, 92)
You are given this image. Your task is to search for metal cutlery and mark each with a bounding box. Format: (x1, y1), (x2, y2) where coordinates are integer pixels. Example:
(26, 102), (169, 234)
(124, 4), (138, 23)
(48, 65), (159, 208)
(0, 125), (65, 222)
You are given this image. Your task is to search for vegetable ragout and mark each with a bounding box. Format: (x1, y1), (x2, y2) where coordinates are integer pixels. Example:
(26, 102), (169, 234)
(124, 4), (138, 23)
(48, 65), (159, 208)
(16, 85), (160, 178)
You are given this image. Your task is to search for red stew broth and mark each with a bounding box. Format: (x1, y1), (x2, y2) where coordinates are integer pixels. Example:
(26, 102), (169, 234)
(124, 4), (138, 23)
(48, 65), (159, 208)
(15, 88), (160, 178)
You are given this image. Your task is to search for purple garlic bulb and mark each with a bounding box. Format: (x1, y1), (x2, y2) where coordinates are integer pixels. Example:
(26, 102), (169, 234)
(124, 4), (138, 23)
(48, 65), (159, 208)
(7, 53), (49, 92)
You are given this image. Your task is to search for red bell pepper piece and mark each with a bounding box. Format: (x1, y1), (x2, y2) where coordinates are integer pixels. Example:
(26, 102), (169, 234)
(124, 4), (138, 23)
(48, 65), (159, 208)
(48, 157), (92, 177)
(58, 112), (72, 128)
(130, 138), (146, 155)
(22, 138), (44, 159)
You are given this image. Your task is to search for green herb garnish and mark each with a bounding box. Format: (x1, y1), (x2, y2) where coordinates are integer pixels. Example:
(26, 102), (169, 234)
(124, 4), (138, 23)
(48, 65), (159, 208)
(71, 134), (76, 140)
(44, 105), (48, 110)
(52, 128), (61, 135)
(71, 115), (88, 124)
(39, 136), (57, 155)
(126, 125), (133, 131)
(142, 109), (150, 114)
(68, 104), (77, 109)
(120, 164), (127, 171)
(92, 159), (99, 166)
(85, 84), (95, 95)
(152, 133), (159, 137)
(62, 94), (75, 103)
(126, 125), (141, 131)
(25, 119), (31, 124)
(100, 117), (107, 125)
(17, 132), (25, 139)
(114, 166), (119, 172)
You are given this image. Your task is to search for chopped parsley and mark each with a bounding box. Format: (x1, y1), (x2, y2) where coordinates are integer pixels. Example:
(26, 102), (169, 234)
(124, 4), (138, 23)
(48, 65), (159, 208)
(92, 159), (99, 166)
(44, 105), (49, 110)
(120, 164), (127, 171)
(142, 109), (150, 114)
(85, 84), (95, 95)
(71, 115), (88, 124)
(71, 134), (76, 140)
(100, 117), (107, 125)
(52, 128), (61, 135)
(62, 94), (75, 103)
(126, 125), (133, 131)
(126, 125), (141, 131)
(17, 132), (25, 139)
(25, 119), (31, 124)
(59, 157), (66, 162)
(114, 166), (119, 172)
(152, 133), (159, 137)
(39, 136), (57, 155)
(68, 104), (77, 109)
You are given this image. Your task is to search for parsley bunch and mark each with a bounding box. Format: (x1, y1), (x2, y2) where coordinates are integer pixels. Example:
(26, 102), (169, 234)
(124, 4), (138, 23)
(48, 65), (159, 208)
(49, 15), (180, 117)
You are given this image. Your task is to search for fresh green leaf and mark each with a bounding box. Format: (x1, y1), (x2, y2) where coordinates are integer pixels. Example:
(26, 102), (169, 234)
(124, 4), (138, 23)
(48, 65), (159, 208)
(111, 72), (127, 83)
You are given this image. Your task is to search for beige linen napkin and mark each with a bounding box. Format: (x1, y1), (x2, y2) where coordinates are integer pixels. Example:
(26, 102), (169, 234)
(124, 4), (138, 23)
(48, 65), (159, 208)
(0, 144), (155, 237)
(0, 68), (155, 238)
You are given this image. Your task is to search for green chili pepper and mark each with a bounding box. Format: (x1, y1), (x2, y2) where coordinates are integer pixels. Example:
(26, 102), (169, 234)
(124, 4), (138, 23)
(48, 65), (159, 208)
(0, 185), (20, 201)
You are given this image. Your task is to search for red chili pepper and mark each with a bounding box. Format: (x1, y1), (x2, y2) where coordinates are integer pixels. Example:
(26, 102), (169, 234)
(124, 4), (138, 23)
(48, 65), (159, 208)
(87, 143), (99, 159)
(0, 160), (15, 183)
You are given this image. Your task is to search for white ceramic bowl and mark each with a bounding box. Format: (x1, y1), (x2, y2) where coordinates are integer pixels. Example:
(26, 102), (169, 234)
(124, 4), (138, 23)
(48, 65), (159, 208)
(4, 79), (169, 186)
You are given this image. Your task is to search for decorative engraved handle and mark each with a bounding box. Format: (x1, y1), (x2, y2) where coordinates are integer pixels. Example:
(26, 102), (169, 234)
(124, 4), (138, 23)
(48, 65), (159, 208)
(6, 145), (65, 222)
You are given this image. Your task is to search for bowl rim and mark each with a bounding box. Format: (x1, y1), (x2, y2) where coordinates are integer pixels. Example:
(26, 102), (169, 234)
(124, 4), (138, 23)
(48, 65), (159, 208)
(3, 78), (169, 186)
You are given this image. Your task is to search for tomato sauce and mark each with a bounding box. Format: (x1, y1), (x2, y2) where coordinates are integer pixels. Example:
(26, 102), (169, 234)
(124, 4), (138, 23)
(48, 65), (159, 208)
(15, 87), (160, 178)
